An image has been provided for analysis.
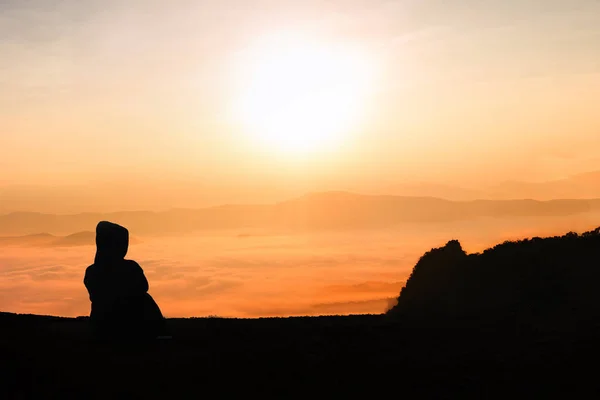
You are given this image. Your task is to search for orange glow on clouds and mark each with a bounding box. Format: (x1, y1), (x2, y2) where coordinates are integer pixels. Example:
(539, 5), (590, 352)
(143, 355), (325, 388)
(2, 216), (599, 318)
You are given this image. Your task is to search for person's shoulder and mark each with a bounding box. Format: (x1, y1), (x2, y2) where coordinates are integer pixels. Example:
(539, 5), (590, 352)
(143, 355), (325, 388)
(123, 259), (143, 271)
(84, 264), (97, 283)
(85, 263), (96, 274)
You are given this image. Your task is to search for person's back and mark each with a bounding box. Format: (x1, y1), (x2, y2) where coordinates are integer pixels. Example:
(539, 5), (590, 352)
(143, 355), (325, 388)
(84, 221), (167, 341)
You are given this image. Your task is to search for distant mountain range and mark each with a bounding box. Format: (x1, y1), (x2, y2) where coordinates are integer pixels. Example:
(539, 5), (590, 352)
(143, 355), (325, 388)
(2, 170), (600, 214)
(1, 191), (600, 236)
(383, 170), (600, 201)
(485, 170), (600, 200)
(0, 231), (141, 247)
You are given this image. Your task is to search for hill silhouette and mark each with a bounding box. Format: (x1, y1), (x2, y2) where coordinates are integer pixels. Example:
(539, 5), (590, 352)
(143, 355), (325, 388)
(488, 170), (600, 200)
(381, 171), (600, 201)
(49, 231), (97, 247)
(2, 192), (600, 235)
(388, 226), (600, 329)
(0, 233), (56, 246)
(4, 170), (600, 214)
(0, 231), (141, 247)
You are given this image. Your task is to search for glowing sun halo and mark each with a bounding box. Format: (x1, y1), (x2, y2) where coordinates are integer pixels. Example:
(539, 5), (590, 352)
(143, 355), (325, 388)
(232, 33), (375, 155)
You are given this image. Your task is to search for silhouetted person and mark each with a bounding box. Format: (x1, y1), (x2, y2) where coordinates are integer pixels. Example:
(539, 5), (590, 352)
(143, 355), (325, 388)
(84, 221), (168, 342)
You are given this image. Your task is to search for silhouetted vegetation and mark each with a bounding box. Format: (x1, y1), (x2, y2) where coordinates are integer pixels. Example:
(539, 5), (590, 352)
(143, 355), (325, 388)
(388, 226), (600, 328)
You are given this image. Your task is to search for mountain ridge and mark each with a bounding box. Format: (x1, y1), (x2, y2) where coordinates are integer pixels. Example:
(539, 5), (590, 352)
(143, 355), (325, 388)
(0, 231), (141, 247)
(3, 169), (600, 214)
(1, 192), (600, 236)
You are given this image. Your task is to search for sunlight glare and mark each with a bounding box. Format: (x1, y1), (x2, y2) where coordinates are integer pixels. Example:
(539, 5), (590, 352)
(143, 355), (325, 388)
(232, 32), (375, 156)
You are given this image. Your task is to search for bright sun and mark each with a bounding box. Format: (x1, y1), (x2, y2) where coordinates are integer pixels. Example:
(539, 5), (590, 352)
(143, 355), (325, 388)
(232, 32), (375, 156)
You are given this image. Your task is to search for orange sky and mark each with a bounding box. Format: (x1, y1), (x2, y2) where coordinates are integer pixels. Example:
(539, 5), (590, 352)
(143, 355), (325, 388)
(2, 0), (600, 210)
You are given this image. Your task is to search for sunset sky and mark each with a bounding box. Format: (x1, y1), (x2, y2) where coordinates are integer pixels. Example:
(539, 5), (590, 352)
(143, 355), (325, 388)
(2, 0), (600, 210)
(2, 0), (600, 318)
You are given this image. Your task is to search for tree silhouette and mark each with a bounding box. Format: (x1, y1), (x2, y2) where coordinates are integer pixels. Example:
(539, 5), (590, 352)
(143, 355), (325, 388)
(387, 226), (600, 327)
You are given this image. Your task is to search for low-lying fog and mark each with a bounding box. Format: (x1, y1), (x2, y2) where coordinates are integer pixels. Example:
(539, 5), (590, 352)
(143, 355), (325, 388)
(1, 214), (599, 318)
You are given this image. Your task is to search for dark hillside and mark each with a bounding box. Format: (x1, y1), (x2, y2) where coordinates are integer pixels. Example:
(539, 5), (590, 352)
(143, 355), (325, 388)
(388, 226), (600, 330)
(3, 312), (600, 398)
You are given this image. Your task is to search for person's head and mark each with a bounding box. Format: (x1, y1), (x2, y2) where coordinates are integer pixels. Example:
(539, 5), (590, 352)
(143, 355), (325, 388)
(95, 221), (129, 264)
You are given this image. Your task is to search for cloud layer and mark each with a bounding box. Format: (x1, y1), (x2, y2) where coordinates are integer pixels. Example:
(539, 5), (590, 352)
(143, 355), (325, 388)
(2, 217), (599, 318)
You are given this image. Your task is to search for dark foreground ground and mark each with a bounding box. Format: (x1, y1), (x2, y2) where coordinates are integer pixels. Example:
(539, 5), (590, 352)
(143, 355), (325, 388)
(2, 312), (600, 399)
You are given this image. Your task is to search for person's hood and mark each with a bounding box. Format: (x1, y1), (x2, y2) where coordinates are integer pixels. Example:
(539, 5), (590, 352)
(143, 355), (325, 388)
(94, 221), (129, 263)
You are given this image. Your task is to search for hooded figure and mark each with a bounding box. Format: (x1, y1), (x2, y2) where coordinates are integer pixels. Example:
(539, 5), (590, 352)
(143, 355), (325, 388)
(84, 221), (166, 340)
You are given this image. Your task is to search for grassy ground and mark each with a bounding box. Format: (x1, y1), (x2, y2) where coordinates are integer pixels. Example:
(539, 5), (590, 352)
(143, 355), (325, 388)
(2, 312), (599, 398)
